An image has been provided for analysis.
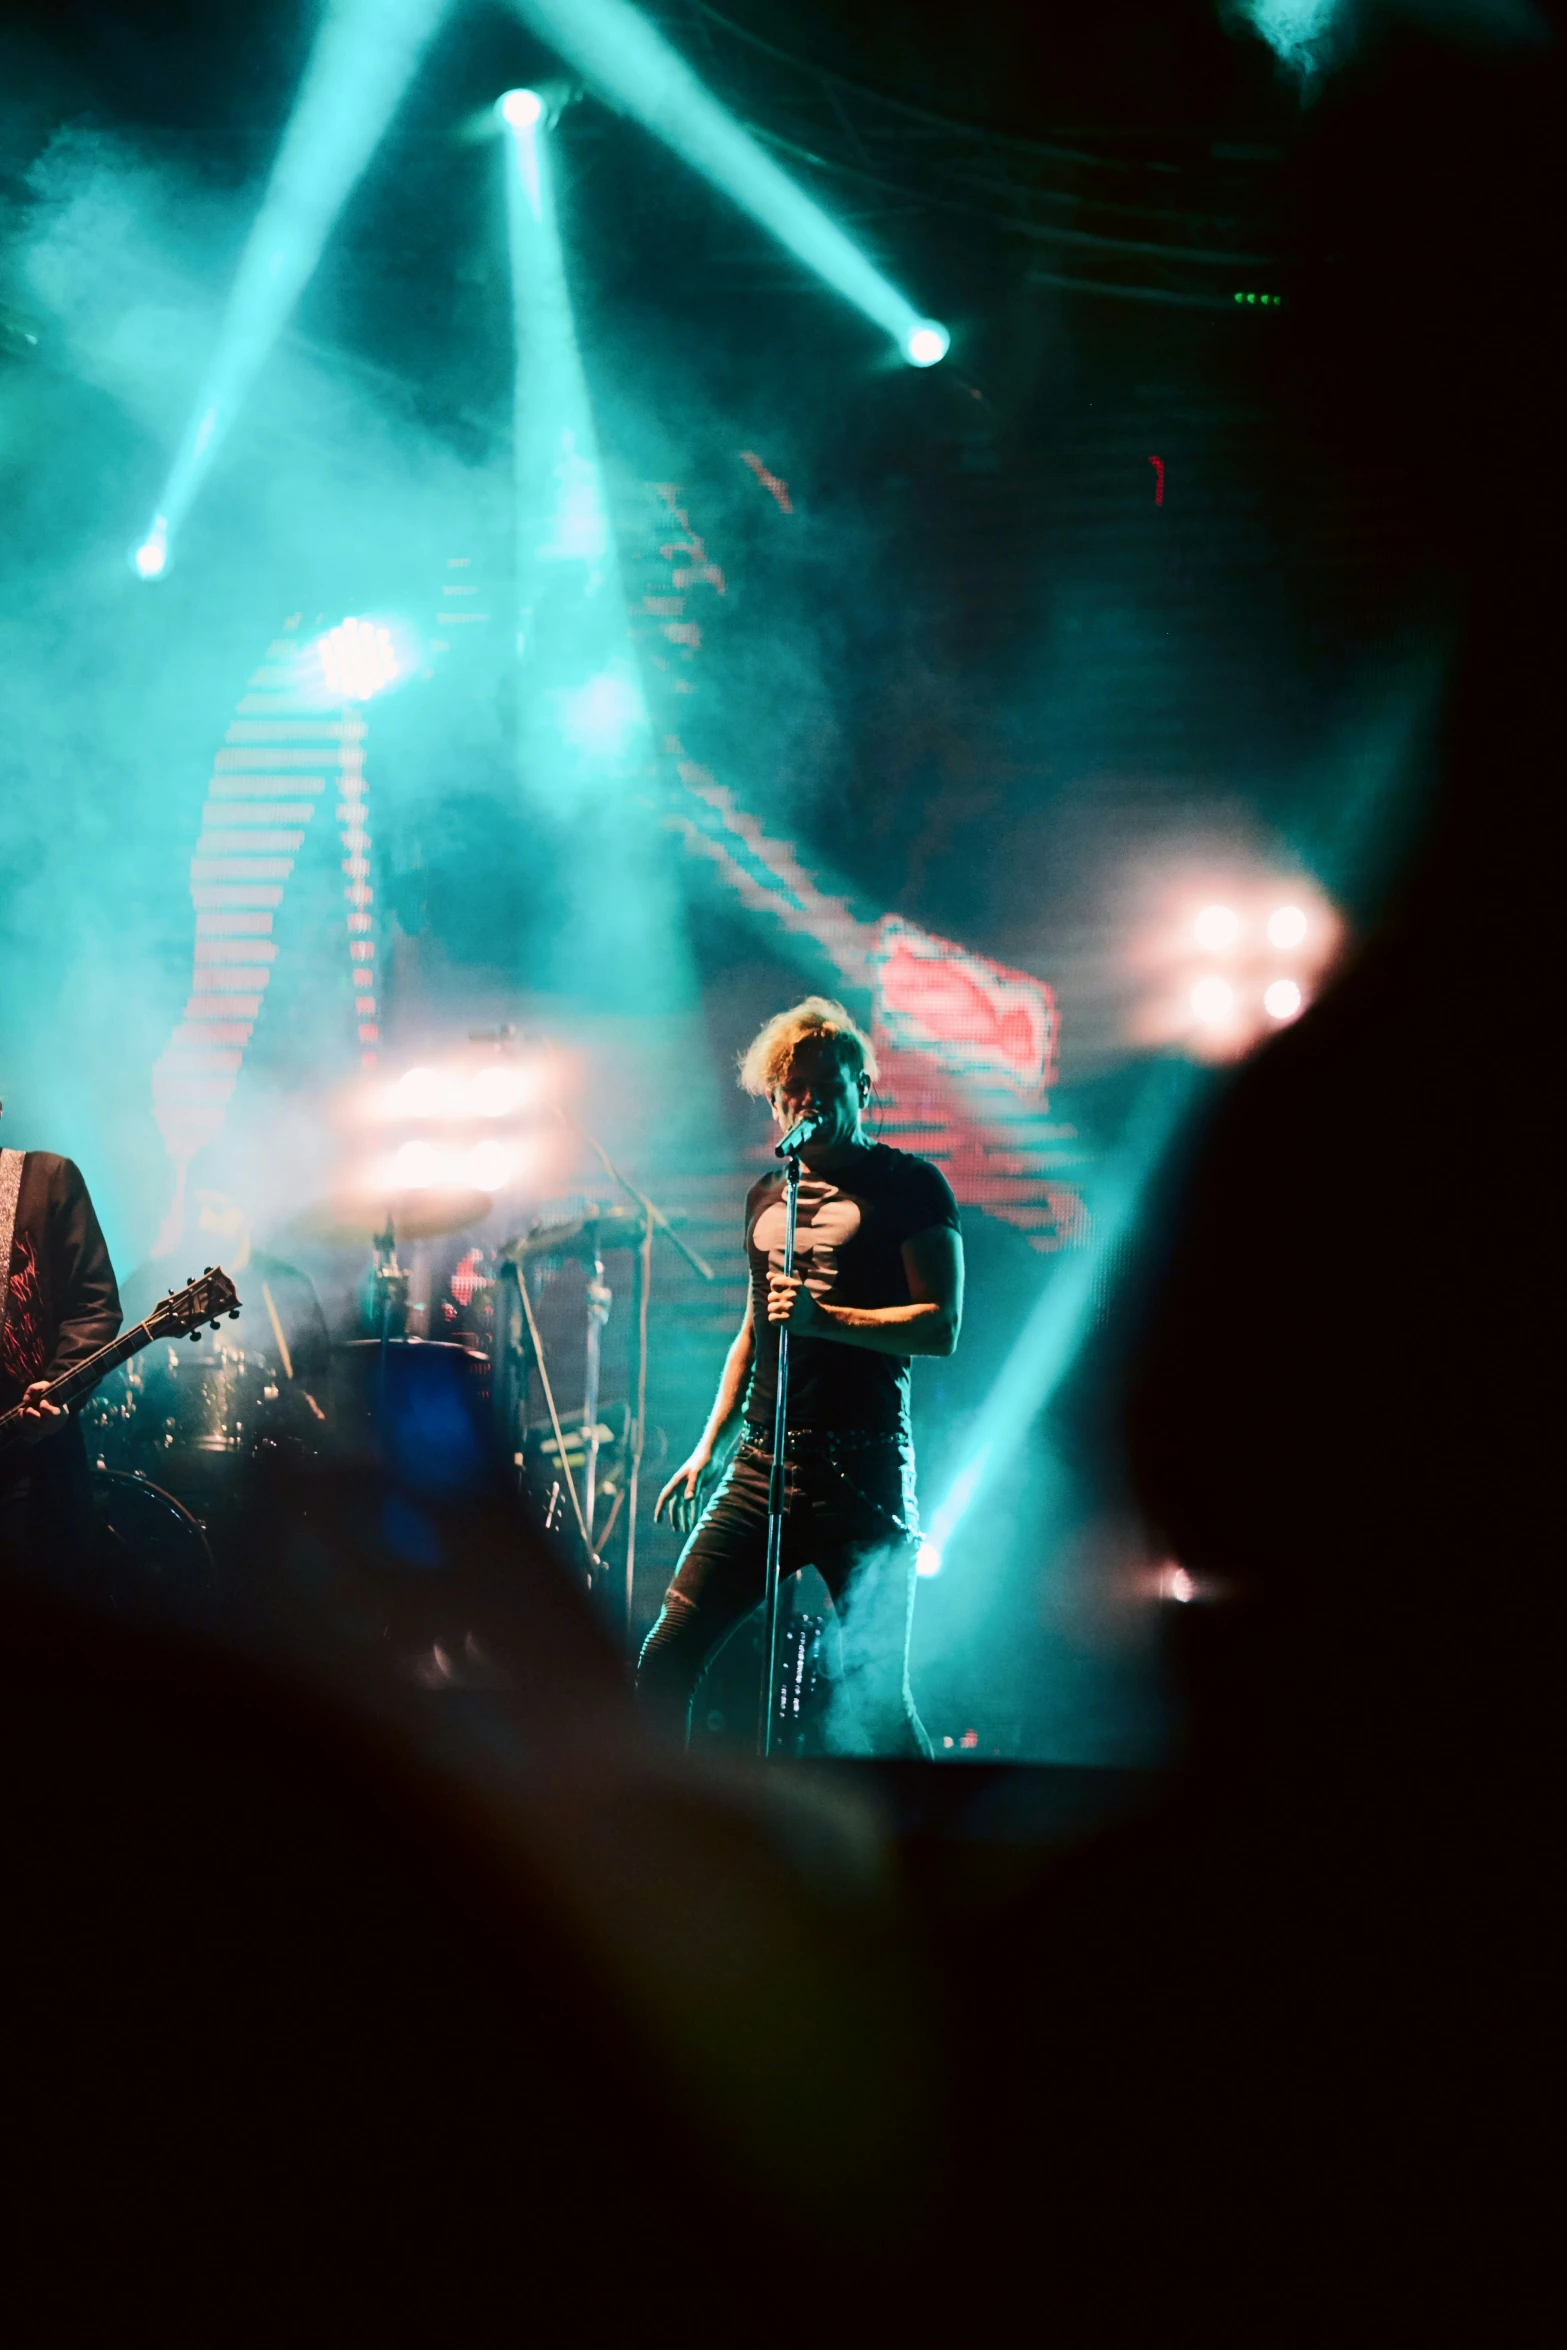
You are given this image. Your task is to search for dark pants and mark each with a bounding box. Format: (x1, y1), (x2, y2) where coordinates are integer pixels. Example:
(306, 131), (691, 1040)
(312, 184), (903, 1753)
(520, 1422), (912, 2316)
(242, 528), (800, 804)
(0, 1420), (100, 1595)
(638, 1436), (932, 1755)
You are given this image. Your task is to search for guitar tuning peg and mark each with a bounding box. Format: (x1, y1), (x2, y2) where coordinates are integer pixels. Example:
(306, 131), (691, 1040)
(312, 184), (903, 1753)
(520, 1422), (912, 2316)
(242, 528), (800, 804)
(188, 1330), (202, 1343)
(228, 1309), (240, 1320)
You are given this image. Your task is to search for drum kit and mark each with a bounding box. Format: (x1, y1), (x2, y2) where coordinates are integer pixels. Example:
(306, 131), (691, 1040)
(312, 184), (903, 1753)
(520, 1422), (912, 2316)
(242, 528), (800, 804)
(84, 1153), (710, 1639)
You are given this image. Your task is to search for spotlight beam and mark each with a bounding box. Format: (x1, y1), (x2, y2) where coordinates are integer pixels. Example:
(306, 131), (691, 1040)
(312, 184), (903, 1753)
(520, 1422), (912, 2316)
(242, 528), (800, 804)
(136, 0), (454, 571)
(510, 0), (946, 363)
(499, 98), (694, 1025)
(923, 1066), (1200, 1570)
(504, 100), (614, 580)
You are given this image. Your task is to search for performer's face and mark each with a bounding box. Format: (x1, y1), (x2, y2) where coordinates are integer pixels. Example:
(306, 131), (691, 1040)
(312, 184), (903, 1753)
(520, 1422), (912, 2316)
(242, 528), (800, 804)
(771, 1044), (864, 1159)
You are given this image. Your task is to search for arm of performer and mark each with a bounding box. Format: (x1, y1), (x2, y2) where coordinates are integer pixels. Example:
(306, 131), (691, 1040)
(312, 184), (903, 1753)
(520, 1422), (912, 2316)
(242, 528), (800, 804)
(767, 1224), (963, 1358)
(653, 1304), (756, 1535)
(20, 1156), (121, 1442)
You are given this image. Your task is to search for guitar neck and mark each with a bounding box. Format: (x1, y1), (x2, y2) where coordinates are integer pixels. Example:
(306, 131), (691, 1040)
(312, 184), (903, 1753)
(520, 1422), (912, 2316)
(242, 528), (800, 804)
(50, 1320), (167, 1410)
(0, 1316), (164, 1444)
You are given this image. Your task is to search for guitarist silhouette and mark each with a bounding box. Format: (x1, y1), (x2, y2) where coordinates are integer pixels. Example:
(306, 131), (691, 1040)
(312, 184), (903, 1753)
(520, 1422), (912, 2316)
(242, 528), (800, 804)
(0, 1101), (122, 1581)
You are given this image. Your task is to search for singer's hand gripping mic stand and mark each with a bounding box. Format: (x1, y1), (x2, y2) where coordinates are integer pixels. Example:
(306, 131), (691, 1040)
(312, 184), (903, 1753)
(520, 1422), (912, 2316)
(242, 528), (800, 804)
(757, 1138), (804, 1757)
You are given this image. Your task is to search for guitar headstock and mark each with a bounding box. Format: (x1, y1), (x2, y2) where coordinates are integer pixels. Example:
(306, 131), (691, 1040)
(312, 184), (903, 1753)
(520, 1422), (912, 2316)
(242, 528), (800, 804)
(146, 1265), (243, 1343)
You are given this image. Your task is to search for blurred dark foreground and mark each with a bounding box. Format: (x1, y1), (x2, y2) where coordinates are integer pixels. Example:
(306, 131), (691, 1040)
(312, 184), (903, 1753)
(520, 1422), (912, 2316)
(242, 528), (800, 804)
(3, 17), (1559, 2341)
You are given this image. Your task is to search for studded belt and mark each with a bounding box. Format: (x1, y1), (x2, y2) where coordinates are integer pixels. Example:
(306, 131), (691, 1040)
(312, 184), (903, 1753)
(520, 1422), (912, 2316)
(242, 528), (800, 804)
(740, 1422), (910, 1461)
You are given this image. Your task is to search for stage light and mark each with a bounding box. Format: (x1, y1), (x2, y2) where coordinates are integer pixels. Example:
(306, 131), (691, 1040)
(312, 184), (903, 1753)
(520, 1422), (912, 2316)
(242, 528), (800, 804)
(137, 0), (453, 566)
(498, 87), (545, 127)
(133, 517), (168, 580)
(915, 1539), (943, 1579)
(1264, 978), (1303, 1020)
(1193, 903), (1241, 951)
(386, 1066), (453, 1120)
(470, 1064), (534, 1117)
(1267, 903), (1308, 948)
(1190, 976), (1235, 1025)
(468, 1140), (515, 1190)
(509, 0), (942, 362)
(1159, 1563), (1196, 1604)
(391, 1139), (441, 1189)
(315, 617), (403, 702)
(904, 320), (951, 369)
(371, 1059), (545, 1127)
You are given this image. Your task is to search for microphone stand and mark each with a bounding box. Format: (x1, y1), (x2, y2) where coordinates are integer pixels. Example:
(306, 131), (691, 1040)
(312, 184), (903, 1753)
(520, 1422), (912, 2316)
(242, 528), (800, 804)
(757, 1143), (802, 1758)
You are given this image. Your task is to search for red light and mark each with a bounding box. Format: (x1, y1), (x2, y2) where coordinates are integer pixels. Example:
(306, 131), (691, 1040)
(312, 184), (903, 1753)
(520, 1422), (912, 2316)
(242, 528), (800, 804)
(739, 449), (793, 513)
(874, 919), (1057, 1096)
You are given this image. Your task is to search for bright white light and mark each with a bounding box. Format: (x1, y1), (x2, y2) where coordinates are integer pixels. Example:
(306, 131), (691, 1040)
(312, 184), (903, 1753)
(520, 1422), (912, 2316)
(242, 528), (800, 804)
(1190, 977), (1235, 1026)
(1264, 978), (1304, 1021)
(133, 517), (169, 579)
(904, 319), (950, 368)
(316, 616), (401, 701)
(499, 87), (545, 128)
(915, 1539), (943, 1579)
(391, 1139), (441, 1190)
(1193, 903), (1241, 951)
(468, 1140), (515, 1191)
(560, 668), (645, 756)
(1160, 1563), (1196, 1604)
(470, 1064), (533, 1118)
(1267, 903), (1308, 949)
(391, 1065), (460, 1119)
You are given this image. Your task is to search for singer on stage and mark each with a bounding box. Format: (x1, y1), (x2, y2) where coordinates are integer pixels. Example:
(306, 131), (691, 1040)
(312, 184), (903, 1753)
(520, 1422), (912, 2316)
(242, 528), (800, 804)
(642, 998), (962, 1754)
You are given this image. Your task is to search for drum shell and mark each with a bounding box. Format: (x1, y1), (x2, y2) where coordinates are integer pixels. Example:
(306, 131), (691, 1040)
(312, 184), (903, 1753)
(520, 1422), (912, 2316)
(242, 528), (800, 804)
(90, 1468), (218, 1630)
(85, 1342), (291, 1463)
(333, 1340), (494, 1493)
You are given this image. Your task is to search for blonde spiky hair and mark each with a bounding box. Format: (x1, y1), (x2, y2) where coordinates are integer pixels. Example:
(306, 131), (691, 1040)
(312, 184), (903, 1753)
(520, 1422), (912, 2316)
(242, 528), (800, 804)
(737, 996), (878, 1100)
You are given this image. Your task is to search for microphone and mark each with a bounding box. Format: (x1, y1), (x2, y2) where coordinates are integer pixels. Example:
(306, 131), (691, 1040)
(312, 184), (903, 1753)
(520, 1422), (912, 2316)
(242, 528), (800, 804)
(775, 1110), (825, 1159)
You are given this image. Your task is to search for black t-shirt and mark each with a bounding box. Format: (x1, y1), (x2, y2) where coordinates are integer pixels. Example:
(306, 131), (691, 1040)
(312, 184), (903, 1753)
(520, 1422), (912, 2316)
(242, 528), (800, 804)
(742, 1143), (960, 1439)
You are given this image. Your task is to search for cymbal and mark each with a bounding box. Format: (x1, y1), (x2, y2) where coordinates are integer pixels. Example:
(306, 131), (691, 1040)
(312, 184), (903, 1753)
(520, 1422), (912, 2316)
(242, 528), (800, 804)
(499, 1205), (657, 1263)
(289, 1189), (493, 1246)
(383, 1189), (492, 1241)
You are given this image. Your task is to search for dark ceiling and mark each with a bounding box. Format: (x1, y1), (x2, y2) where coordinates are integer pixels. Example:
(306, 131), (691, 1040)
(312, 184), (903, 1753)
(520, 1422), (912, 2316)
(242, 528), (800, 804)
(2, 0), (1289, 154)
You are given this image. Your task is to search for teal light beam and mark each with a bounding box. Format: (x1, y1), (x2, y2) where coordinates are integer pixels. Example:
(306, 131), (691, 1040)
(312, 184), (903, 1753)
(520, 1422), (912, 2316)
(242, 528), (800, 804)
(509, 0), (948, 365)
(501, 96), (693, 1021)
(502, 93), (646, 768)
(135, 0), (455, 577)
(920, 1063), (1201, 1575)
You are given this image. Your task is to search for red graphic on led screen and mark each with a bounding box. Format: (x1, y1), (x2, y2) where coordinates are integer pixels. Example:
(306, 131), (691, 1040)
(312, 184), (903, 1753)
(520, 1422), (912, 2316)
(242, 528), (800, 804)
(873, 918), (1057, 1099)
(643, 478), (1084, 1251)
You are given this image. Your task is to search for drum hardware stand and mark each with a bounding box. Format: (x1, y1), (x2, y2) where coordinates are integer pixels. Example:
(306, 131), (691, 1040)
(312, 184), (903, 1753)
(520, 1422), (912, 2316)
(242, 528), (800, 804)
(559, 1113), (715, 1651)
(758, 1141), (802, 1759)
(371, 1221), (409, 1359)
(581, 1234), (613, 1554)
(510, 1266), (595, 1561)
